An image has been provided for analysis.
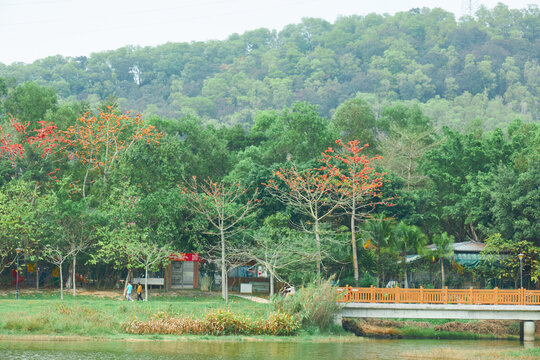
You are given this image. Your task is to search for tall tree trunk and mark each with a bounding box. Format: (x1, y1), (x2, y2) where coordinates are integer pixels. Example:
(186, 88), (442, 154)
(59, 264), (64, 300)
(270, 271), (275, 297)
(72, 256), (77, 296)
(403, 255), (409, 288)
(220, 226), (228, 303)
(82, 169), (89, 198)
(376, 248), (381, 287)
(31, 181), (38, 206)
(469, 223), (479, 242)
(95, 265), (100, 289)
(351, 199), (359, 287)
(407, 155), (413, 191)
(35, 264), (39, 290)
(315, 220), (321, 280)
(441, 260), (445, 289)
(145, 265), (149, 301)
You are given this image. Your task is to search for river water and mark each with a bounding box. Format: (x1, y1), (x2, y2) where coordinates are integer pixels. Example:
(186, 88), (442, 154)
(0, 338), (535, 359)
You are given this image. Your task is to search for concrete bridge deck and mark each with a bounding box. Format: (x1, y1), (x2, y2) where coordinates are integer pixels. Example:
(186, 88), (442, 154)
(339, 303), (540, 320)
(335, 287), (540, 341)
(336, 303), (540, 341)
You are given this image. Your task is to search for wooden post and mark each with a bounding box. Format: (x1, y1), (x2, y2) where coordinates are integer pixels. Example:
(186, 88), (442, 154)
(420, 286), (424, 304)
(494, 287), (498, 305)
(165, 263), (171, 291)
(348, 285), (353, 303)
(396, 286), (400, 304)
(193, 261), (199, 289)
(370, 285), (374, 303)
(444, 286), (448, 304)
(469, 287), (473, 304)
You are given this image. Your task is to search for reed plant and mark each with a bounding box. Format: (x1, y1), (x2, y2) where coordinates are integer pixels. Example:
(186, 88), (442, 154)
(273, 278), (341, 331)
(1, 303), (121, 335)
(125, 309), (299, 336)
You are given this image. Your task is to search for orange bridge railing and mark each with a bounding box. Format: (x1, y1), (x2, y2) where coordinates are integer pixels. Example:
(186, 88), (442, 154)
(337, 286), (540, 305)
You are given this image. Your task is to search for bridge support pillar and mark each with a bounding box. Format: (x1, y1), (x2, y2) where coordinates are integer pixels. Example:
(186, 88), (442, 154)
(520, 321), (535, 342)
(334, 314), (343, 327)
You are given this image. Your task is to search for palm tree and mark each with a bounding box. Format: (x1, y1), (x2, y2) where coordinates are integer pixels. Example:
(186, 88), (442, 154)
(431, 232), (455, 288)
(363, 214), (394, 287)
(392, 222), (428, 288)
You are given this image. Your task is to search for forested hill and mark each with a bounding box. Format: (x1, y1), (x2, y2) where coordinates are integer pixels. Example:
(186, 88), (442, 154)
(1, 4), (539, 130)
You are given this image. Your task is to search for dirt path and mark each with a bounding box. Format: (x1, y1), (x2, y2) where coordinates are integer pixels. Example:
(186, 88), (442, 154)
(233, 294), (271, 304)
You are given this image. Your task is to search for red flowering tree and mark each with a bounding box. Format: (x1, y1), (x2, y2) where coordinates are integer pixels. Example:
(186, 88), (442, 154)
(325, 139), (393, 286)
(266, 158), (345, 278)
(0, 117), (71, 289)
(65, 106), (163, 196)
(0, 116), (70, 184)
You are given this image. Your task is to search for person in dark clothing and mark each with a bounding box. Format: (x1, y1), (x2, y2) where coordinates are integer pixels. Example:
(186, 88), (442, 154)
(137, 283), (143, 301)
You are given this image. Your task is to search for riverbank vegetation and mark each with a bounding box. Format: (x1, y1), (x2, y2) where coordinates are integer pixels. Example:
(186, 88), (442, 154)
(0, 290), (358, 338)
(342, 318), (520, 340)
(0, 289), (526, 341)
(126, 310), (299, 336)
(0, 291), (273, 337)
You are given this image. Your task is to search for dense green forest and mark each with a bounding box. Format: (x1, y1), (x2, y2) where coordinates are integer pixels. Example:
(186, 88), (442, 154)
(0, 4), (538, 294)
(1, 3), (539, 130)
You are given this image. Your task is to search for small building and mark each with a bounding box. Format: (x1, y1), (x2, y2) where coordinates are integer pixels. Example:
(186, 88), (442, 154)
(406, 241), (487, 288)
(407, 241), (486, 266)
(442, 241), (486, 267)
(228, 262), (281, 293)
(166, 252), (201, 289)
(132, 253), (202, 289)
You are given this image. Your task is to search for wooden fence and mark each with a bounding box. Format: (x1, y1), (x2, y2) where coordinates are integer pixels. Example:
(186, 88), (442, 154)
(336, 286), (540, 305)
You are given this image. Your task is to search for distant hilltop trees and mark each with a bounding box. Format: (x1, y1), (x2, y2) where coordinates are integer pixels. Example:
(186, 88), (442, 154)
(0, 3), (538, 130)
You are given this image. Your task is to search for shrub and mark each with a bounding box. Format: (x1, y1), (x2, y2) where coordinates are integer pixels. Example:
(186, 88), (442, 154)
(204, 309), (250, 335)
(125, 311), (204, 335)
(124, 309), (300, 336)
(273, 278), (342, 331)
(253, 311), (300, 336)
(358, 272), (377, 287)
(340, 272), (376, 287)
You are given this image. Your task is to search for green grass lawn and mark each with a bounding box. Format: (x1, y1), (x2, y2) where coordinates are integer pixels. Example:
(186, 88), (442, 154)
(0, 289), (272, 337)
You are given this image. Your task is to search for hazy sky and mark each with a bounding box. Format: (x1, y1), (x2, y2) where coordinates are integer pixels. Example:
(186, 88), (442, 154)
(0, 0), (536, 65)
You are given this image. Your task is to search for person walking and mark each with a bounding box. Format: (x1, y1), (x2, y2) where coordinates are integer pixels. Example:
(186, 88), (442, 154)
(136, 283), (143, 301)
(126, 281), (134, 301)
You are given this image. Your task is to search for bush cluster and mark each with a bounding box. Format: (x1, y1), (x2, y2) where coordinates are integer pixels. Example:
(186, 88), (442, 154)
(125, 309), (299, 336)
(273, 278), (342, 331)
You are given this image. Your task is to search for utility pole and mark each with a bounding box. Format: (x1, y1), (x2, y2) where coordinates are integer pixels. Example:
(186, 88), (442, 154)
(461, 0), (479, 17)
(518, 253), (524, 289)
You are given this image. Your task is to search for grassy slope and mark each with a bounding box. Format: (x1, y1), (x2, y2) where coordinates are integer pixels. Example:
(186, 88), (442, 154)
(0, 290), (272, 337)
(0, 290), (527, 343)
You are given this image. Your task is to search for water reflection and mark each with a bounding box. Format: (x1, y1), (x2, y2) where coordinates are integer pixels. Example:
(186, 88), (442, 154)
(0, 338), (534, 360)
